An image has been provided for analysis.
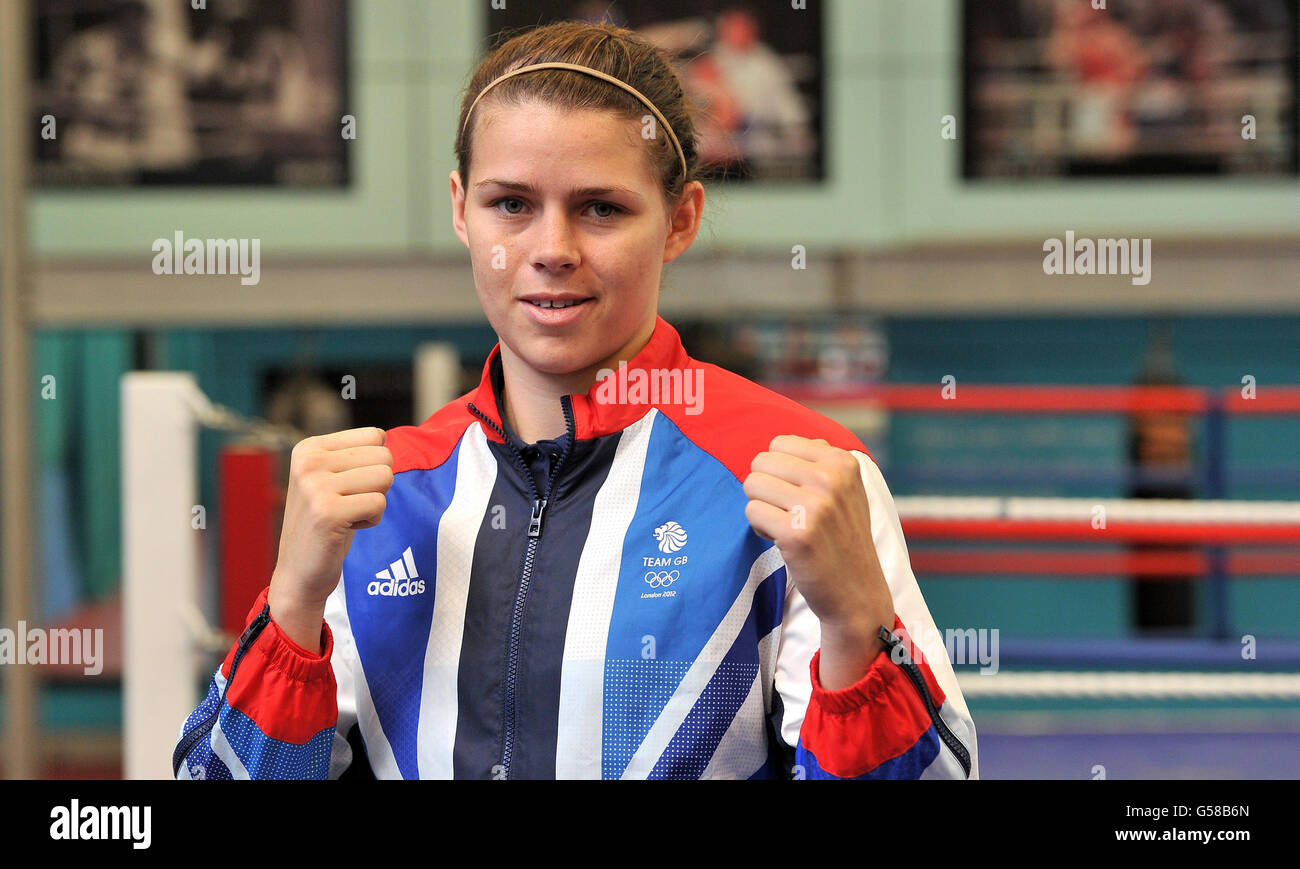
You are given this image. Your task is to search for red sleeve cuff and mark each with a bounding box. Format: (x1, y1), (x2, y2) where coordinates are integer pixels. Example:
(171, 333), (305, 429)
(262, 614), (335, 682)
(223, 586), (335, 684)
(220, 585), (339, 745)
(808, 614), (908, 715)
(801, 614), (948, 777)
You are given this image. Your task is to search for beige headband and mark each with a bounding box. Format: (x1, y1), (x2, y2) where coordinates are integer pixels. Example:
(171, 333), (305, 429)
(460, 61), (688, 180)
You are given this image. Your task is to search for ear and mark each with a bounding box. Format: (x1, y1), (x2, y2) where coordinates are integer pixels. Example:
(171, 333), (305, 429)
(662, 180), (705, 265)
(450, 170), (469, 249)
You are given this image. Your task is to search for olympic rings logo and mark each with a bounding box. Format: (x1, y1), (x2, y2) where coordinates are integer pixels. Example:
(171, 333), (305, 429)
(644, 570), (681, 588)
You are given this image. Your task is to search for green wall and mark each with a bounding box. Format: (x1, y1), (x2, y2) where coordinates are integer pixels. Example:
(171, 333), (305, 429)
(28, 0), (1300, 257)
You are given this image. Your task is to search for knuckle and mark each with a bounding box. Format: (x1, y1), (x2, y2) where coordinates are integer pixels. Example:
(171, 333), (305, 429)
(782, 531), (809, 553)
(297, 476), (322, 504)
(804, 494), (829, 520)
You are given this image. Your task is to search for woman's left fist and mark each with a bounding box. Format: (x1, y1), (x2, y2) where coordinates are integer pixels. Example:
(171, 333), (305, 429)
(743, 435), (894, 649)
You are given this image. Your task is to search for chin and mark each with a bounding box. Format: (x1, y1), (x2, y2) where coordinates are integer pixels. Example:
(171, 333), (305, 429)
(509, 333), (605, 378)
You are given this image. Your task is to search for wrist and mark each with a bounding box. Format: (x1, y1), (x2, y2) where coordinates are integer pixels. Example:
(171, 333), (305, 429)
(267, 579), (328, 654)
(811, 552), (893, 650)
(816, 609), (894, 691)
(820, 608), (890, 654)
(268, 569), (330, 612)
(817, 629), (885, 692)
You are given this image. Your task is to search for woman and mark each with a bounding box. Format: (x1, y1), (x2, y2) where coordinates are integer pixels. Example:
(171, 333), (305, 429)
(173, 21), (976, 780)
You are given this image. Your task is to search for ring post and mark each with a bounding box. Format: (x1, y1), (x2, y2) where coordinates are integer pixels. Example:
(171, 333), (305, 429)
(122, 372), (206, 779)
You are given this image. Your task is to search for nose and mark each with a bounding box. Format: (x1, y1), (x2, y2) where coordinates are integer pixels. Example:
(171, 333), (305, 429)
(531, 208), (579, 273)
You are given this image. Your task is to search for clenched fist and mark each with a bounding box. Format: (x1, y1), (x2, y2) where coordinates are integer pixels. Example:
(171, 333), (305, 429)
(743, 435), (894, 688)
(267, 426), (394, 652)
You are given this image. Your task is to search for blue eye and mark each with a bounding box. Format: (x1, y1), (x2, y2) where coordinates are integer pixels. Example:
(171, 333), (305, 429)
(489, 197), (624, 220)
(494, 197), (525, 216)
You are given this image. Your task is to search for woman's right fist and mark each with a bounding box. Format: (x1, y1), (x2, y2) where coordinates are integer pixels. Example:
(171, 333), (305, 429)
(267, 427), (394, 650)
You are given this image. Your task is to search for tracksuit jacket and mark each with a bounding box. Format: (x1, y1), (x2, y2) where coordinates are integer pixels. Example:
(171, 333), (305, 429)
(172, 316), (978, 779)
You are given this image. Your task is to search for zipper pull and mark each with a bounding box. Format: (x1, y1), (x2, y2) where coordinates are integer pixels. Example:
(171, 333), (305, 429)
(528, 498), (548, 538)
(878, 625), (909, 663)
(239, 605), (272, 649)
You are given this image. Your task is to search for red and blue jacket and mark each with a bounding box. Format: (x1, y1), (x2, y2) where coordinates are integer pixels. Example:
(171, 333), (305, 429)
(172, 317), (978, 779)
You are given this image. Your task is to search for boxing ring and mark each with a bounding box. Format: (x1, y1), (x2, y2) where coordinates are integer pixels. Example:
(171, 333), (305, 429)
(780, 381), (1300, 778)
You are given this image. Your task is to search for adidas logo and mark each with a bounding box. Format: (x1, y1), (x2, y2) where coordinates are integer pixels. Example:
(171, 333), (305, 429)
(367, 546), (426, 597)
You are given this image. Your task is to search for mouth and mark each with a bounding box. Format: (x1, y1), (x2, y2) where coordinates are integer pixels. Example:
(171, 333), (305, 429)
(518, 294), (595, 326)
(523, 297), (590, 309)
(520, 295), (595, 308)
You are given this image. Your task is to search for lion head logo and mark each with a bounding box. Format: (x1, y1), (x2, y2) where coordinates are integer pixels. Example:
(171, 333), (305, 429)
(653, 521), (687, 553)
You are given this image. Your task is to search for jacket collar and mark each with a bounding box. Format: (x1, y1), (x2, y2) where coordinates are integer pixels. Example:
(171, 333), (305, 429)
(469, 315), (692, 442)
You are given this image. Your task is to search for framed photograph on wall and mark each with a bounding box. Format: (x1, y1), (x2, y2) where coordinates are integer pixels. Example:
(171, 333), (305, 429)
(484, 0), (825, 182)
(963, 0), (1298, 178)
(31, 0), (350, 187)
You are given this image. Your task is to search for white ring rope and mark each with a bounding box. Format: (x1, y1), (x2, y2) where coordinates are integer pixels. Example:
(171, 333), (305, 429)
(180, 387), (304, 448)
(895, 496), (1300, 526)
(956, 670), (1300, 699)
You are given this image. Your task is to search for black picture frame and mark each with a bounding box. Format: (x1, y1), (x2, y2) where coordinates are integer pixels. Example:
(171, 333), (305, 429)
(31, 0), (352, 188)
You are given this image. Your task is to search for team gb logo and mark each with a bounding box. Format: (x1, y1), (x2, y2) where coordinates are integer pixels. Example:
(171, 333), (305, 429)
(654, 521), (687, 553)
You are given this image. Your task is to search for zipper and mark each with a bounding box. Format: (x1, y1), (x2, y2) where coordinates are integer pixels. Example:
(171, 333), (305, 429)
(468, 396), (576, 779)
(877, 626), (972, 778)
(172, 604), (273, 777)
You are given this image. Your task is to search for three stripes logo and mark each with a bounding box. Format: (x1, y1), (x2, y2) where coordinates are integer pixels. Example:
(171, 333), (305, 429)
(367, 546), (426, 597)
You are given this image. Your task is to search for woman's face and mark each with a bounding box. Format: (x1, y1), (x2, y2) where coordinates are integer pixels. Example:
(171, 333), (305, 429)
(451, 99), (703, 386)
